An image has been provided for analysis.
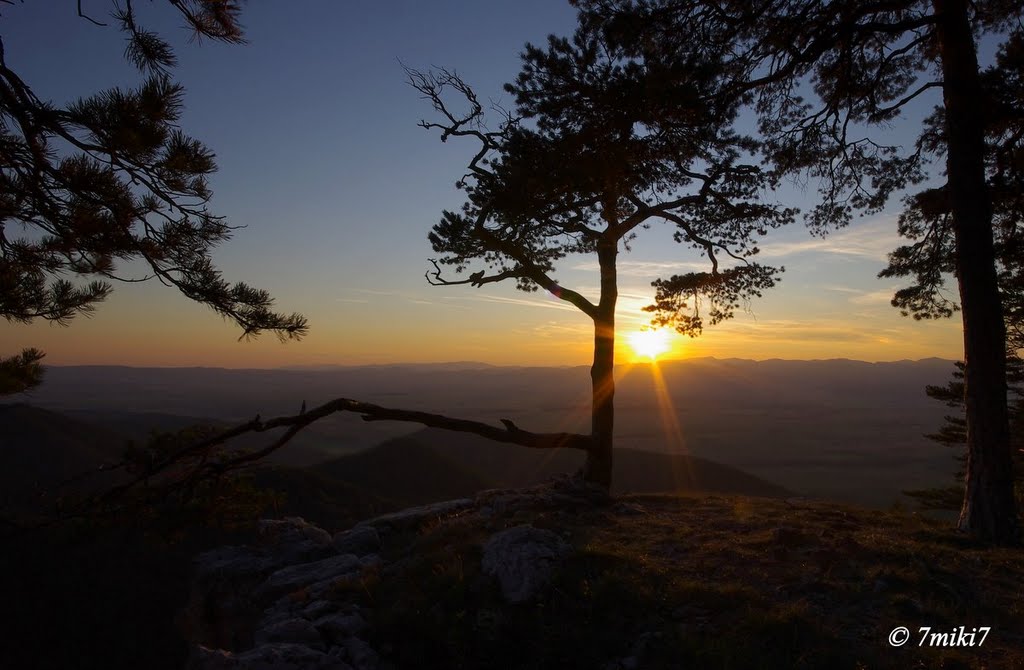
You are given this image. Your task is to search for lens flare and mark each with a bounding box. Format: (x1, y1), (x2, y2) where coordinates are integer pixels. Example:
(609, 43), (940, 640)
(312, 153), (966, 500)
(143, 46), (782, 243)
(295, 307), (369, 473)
(627, 328), (671, 361)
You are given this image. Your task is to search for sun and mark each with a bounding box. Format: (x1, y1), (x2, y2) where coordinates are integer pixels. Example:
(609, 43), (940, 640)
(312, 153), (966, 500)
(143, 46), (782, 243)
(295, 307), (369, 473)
(627, 328), (672, 361)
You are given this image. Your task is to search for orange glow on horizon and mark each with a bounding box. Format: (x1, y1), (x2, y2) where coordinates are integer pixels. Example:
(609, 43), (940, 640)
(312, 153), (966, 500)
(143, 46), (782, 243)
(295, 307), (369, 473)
(0, 284), (964, 368)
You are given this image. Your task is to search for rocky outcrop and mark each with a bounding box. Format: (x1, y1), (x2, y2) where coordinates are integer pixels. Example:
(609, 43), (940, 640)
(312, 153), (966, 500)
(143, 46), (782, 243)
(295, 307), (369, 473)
(481, 525), (572, 603)
(352, 498), (475, 533)
(258, 518), (335, 565)
(258, 554), (364, 601)
(331, 526), (379, 557)
(182, 516), (340, 650)
(191, 643), (347, 670)
(185, 524), (382, 670)
(186, 475), (597, 669)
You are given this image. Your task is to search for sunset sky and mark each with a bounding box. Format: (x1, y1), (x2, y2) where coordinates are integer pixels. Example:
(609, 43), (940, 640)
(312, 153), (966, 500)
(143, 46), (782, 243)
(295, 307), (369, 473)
(1, 2), (967, 367)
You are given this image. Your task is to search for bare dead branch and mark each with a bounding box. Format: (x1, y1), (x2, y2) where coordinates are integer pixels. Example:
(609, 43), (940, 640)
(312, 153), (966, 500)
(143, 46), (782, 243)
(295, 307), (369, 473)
(868, 81), (943, 121)
(78, 0), (108, 27)
(425, 259), (522, 287)
(404, 64), (512, 180)
(650, 208), (752, 275)
(2, 393), (595, 536)
(468, 208), (601, 319)
(63, 395), (593, 514)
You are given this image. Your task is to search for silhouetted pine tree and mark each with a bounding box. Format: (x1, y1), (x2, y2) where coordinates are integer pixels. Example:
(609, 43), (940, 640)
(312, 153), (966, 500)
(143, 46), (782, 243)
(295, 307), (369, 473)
(0, 348), (44, 396)
(905, 361), (1024, 513)
(574, 0), (1023, 542)
(411, 15), (794, 487)
(885, 31), (1024, 517)
(0, 1), (306, 390)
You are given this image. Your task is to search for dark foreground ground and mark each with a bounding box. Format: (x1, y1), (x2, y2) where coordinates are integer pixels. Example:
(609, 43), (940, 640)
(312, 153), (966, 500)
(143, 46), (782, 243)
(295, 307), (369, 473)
(363, 493), (1023, 670)
(3, 491), (1022, 670)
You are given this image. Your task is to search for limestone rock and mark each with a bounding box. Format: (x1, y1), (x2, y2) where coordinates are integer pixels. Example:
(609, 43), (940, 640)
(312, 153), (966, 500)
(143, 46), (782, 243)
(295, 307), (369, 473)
(236, 643), (342, 670)
(359, 498), (474, 532)
(473, 473), (610, 518)
(300, 599), (339, 621)
(332, 525), (380, 557)
(189, 646), (238, 670)
(253, 617), (325, 650)
(342, 637), (379, 670)
(259, 517), (336, 564)
(482, 525), (572, 603)
(189, 643), (348, 670)
(195, 545), (280, 581)
(260, 553), (362, 600)
(314, 612), (367, 644)
(185, 522), (338, 651)
(184, 547), (282, 650)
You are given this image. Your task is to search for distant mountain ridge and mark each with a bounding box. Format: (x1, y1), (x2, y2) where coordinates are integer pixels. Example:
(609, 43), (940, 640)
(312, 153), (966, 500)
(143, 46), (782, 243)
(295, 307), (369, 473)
(14, 358), (956, 420)
(37, 355), (955, 372)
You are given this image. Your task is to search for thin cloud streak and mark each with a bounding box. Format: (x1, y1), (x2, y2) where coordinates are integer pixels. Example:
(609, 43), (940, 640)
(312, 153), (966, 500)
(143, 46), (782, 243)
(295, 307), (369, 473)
(757, 218), (902, 262)
(350, 288), (403, 296)
(715, 318), (885, 344)
(443, 293), (581, 312)
(515, 320), (593, 339)
(849, 288), (898, 306)
(572, 259), (710, 276)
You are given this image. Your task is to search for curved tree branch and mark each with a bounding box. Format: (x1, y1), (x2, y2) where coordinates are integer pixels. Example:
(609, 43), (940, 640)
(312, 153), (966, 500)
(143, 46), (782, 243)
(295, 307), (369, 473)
(32, 395), (594, 530)
(425, 259), (522, 287)
(77, 0), (108, 27)
(654, 209), (752, 275)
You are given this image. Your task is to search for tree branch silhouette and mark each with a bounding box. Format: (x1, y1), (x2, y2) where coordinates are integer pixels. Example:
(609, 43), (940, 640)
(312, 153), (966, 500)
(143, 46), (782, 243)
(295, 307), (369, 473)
(23, 397), (593, 533)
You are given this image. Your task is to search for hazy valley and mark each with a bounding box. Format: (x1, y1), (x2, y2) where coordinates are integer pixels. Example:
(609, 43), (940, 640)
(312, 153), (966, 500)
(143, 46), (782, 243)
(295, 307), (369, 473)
(4, 356), (959, 512)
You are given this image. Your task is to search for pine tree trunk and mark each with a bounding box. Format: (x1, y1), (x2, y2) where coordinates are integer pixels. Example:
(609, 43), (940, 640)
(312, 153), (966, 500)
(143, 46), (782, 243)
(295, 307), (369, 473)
(584, 237), (618, 489)
(934, 0), (1020, 543)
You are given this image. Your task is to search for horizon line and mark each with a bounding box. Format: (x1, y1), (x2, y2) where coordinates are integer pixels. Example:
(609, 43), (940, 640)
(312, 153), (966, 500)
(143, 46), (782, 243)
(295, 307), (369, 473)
(40, 355), (959, 372)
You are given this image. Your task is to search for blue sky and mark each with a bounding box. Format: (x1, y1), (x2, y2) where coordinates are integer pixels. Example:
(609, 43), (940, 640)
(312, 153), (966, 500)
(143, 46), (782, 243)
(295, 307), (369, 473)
(0, 1), (965, 366)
